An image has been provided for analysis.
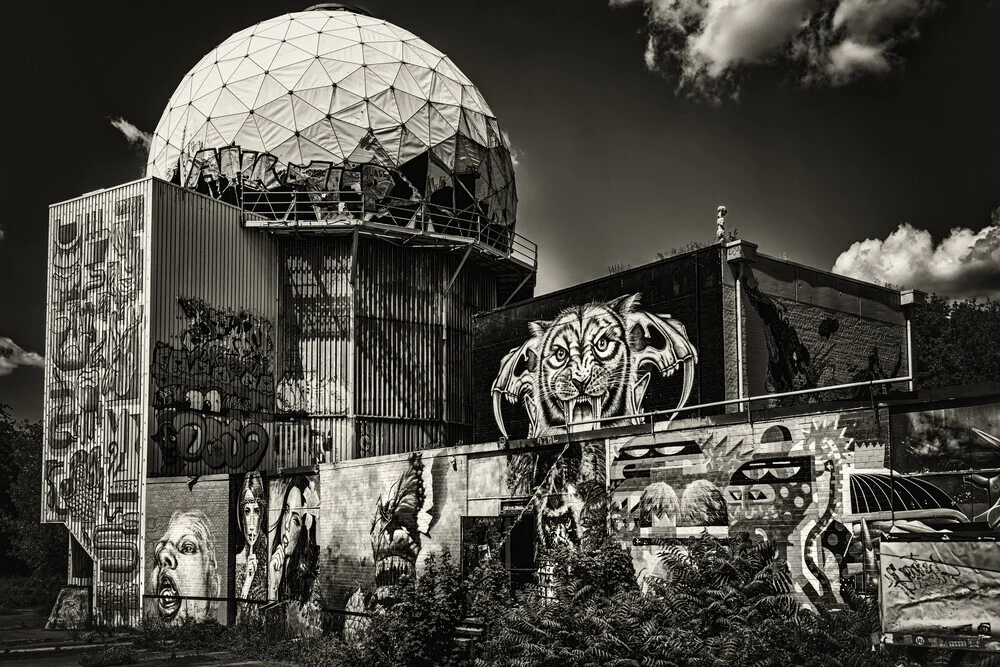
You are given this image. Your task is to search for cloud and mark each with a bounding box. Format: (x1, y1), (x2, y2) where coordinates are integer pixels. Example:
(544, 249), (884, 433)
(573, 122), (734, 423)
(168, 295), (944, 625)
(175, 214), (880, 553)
(110, 116), (152, 153)
(614, 0), (936, 99)
(0, 337), (44, 376)
(832, 214), (1000, 299)
(501, 129), (523, 168)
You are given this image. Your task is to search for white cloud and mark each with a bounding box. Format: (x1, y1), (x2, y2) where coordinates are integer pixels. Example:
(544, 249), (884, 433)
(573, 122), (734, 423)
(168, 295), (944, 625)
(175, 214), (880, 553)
(0, 337), (44, 376)
(501, 129), (523, 168)
(614, 0), (936, 98)
(832, 217), (1000, 299)
(110, 116), (152, 153)
(828, 39), (891, 79)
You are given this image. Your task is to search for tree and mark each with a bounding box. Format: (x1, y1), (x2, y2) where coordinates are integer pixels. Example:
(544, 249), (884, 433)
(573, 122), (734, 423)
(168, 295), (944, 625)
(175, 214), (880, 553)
(913, 296), (1000, 390)
(0, 405), (66, 580)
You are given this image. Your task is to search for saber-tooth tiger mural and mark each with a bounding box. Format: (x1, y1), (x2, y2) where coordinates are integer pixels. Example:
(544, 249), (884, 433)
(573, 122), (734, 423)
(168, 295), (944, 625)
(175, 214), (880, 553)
(492, 294), (697, 438)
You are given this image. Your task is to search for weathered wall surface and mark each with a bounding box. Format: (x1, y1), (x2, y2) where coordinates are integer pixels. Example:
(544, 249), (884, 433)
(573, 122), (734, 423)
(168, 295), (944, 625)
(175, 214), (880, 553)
(44, 180), (152, 626)
(473, 247), (722, 443)
(147, 181), (280, 476)
(144, 476), (231, 626)
(609, 392), (999, 607)
(740, 256), (908, 406)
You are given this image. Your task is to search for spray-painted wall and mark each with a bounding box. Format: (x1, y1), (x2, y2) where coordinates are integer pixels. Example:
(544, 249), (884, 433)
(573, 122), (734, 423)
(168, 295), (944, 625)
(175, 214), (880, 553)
(740, 255), (908, 406)
(43, 179), (152, 626)
(144, 476), (231, 625)
(473, 247), (722, 443)
(147, 181), (280, 476)
(130, 388), (997, 635)
(608, 392), (999, 608)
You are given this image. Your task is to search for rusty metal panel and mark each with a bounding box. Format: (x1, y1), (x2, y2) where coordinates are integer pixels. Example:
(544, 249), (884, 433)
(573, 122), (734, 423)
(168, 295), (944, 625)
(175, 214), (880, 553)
(44, 178), (153, 626)
(147, 180), (279, 477)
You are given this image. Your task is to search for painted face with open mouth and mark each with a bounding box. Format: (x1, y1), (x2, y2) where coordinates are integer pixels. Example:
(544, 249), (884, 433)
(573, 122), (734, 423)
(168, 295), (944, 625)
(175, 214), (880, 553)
(151, 511), (217, 623)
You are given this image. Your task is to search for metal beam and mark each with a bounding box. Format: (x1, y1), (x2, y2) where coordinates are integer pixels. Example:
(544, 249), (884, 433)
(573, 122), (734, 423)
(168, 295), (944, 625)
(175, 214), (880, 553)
(501, 270), (535, 307)
(444, 242), (474, 295)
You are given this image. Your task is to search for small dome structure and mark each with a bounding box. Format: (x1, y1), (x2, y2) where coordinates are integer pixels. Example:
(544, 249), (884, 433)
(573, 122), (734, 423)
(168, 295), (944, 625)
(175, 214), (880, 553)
(146, 5), (517, 229)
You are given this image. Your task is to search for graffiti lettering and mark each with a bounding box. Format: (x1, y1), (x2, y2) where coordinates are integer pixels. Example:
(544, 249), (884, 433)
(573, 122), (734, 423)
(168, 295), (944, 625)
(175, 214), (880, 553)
(153, 410), (269, 474)
(885, 558), (962, 598)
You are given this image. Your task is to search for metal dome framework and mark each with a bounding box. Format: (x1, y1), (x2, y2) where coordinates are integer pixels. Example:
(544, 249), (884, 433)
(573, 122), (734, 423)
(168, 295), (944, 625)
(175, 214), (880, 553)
(146, 8), (532, 270)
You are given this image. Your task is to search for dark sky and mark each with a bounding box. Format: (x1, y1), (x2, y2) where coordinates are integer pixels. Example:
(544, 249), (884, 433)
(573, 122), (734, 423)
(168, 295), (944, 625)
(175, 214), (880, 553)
(2, 0), (998, 421)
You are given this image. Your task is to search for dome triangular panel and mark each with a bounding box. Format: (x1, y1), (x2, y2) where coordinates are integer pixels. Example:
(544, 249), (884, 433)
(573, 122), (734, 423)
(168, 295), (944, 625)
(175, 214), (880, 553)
(146, 7), (517, 230)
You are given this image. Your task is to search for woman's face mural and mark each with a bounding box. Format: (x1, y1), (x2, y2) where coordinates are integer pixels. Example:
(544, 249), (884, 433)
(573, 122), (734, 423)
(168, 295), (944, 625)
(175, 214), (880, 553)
(243, 496), (261, 545)
(281, 486), (305, 557)
(150, 510), (219, 623)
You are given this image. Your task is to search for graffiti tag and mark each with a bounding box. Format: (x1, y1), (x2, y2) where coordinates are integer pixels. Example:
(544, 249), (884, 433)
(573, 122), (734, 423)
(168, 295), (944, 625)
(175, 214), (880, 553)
(153, 410), (269, 473)
(885, 557), (962, 598)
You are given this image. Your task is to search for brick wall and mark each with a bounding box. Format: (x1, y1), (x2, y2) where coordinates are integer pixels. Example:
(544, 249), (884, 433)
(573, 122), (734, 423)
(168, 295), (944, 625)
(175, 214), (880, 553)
(144, 475), (232, 625)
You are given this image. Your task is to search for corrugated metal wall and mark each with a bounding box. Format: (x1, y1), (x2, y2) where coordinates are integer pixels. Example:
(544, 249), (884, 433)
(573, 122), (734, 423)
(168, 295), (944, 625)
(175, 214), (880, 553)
(43, 179), (153, 626)
(148, 181), (280, 476)
(353, 238), (495, 456)
(275, 237), (354, 462)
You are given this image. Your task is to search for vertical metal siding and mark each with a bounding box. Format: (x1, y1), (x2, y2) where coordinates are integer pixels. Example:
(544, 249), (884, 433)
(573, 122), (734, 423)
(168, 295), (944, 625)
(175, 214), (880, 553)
(44, 179), (152, 626)
(148, 181), (279, 477)
(274, 235), (354, 464)
(353, 239), (495, 457)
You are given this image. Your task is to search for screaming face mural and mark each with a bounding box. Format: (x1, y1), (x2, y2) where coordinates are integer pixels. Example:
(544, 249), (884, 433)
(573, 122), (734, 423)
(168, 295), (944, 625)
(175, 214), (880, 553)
(492, 293), (697, 438)
(150, 510), (221, 624)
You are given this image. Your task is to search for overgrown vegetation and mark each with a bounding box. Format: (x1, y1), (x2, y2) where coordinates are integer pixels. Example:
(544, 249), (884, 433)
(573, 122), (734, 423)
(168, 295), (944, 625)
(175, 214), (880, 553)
(72, 537), (1000, 667)
(0, 405), (66, 611)
(913, 295), (1000, 390)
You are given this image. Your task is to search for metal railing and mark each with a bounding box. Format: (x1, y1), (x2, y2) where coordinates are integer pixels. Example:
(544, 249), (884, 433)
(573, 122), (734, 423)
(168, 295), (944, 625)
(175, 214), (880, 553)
(540, 376), (912, 438)
(241, 189), (536, 270)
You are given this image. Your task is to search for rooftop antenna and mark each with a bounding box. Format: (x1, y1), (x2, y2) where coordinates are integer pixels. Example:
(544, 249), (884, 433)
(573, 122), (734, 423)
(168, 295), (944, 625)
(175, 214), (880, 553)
(716, 205), (727, 242)
(305, 3), (374, 17)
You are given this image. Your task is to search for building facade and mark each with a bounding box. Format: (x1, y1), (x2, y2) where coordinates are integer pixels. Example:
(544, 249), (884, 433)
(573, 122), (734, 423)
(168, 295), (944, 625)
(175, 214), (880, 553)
(40, 4), (998, 649)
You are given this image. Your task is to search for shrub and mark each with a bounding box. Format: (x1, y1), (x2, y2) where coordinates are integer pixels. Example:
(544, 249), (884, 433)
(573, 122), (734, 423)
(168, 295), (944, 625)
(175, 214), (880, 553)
(360, 550), (469, 667)
(78, 644), (137, 667)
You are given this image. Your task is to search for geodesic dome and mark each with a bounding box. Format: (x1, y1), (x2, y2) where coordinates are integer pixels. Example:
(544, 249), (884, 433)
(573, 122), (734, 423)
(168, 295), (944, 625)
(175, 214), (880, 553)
(146, 5), (517, 229)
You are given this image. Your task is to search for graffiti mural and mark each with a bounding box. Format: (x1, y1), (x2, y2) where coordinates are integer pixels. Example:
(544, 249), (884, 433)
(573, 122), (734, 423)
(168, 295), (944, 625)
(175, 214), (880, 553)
(743, 282), (905, 404)
(144, 478), (229, 625)
(44, 188), (148, 626)
(610, 403), (999, 607)
(152, 410), (269, 474)
(151, 298), (275, 413)
(150, 298), (276, 475)
(268, 474), (322, 636)
(149, 511), (221, 624)
(234, 472), (269, 624)
(492, 293), (697, 438)
(46, 587), (91, 630)
(505, 442), (606, 555)
(342, 453), (437, 639)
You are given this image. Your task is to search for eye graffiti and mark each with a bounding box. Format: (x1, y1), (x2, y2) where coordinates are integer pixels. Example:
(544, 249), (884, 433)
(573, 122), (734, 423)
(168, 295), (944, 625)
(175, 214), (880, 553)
(492, 293), (697, 439)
